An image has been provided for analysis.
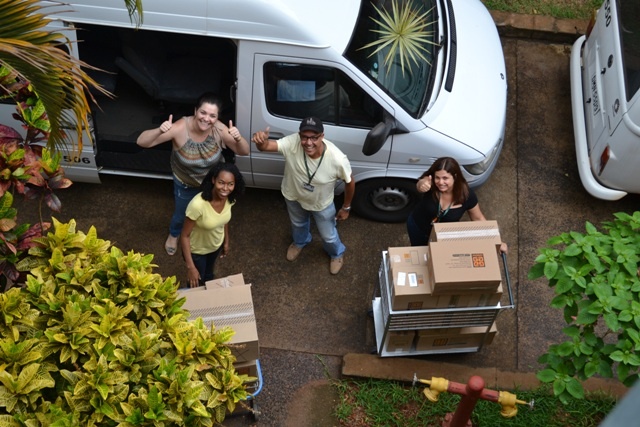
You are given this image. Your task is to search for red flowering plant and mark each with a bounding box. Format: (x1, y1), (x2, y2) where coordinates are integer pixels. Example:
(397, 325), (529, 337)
(0, 66), (72, 290)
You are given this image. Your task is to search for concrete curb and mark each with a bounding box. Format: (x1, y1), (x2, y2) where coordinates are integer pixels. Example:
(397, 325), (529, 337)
(342, 353), (628, 399)
(490, 10), (588, 44)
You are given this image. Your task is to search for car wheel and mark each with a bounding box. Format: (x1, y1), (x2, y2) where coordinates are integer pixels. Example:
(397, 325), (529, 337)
(352, 178), (419, 223)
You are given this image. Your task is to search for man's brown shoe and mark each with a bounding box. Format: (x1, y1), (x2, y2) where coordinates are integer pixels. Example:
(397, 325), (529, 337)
(330, 256), (344, 275)
(286, 243), (303, 261)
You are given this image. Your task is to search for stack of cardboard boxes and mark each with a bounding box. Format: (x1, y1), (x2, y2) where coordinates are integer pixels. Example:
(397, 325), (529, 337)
(382, 220), (503, 354)
(178, 273), (260, 377)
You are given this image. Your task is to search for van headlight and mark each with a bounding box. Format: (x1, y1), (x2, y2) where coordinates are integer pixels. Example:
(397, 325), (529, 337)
(463, 139), (502, 175)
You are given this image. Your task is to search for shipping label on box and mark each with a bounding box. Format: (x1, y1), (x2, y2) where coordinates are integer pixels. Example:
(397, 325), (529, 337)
(205, 273), (245, 290)
(429, 220), (502, 247)
(391, 266), (446, 311)
(428, 240), (502, 295)
(181, 284), (259, 363)
(387, 246), (429, 274)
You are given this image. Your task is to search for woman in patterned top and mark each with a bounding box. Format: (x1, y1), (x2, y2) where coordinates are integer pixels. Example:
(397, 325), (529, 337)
(137, 93), (249, 255)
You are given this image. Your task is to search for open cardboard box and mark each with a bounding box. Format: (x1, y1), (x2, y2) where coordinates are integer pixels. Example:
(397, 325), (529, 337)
(179, 277), (259, 363)
(205, 273), (245, 290)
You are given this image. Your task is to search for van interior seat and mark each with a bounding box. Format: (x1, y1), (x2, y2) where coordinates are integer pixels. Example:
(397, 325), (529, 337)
(114, 31), (224, 105)
(77, 27), (121, 95)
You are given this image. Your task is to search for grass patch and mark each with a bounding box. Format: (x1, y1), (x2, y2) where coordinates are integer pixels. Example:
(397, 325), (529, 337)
(333, 378), (616, 427)
(481, 0), (603, 20)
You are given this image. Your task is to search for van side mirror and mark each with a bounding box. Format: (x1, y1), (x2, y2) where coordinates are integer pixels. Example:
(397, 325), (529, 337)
(362, 117), (393, 156)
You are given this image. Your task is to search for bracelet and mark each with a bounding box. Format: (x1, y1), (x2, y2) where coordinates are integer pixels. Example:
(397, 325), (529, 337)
(341, 206), (351, 212)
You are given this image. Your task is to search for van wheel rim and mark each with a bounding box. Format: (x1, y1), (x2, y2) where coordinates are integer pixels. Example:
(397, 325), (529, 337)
(370, 187), (410, 212)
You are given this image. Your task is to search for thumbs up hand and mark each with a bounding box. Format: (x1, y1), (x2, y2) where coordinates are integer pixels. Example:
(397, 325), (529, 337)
(159, 114), (173, 133)
(252, 127), (270, 145)
(228, 120), (241, 141)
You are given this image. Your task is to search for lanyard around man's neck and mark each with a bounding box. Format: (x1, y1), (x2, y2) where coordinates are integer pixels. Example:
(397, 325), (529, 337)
(303, 143), (326, 185)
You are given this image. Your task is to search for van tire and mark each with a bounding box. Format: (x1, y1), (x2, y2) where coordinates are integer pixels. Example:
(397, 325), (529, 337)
(352, 178), (419, 223)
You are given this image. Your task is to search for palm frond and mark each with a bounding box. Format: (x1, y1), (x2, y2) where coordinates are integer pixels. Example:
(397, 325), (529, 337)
(0, 0), (142, 154)
(359, 0), (438, 76)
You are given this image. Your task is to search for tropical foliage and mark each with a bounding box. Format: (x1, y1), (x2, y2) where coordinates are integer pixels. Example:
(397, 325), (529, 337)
(529, 212), (640, 404)
(0, 0), (142, 152)
(0, 68), (72, 291)
(360, 0), (438, 75)
(0, 218), (254, 425)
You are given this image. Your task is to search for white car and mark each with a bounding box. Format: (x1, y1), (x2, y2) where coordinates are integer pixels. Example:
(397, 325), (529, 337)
(570, 0), (640, 200)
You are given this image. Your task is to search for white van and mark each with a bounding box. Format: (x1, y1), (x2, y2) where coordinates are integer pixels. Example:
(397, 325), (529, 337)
(570, 0), (640, 200)
(1, 0), (506, 221)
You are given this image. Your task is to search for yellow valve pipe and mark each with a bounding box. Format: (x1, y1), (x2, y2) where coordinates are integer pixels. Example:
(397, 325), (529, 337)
(413, 373), (534, 420)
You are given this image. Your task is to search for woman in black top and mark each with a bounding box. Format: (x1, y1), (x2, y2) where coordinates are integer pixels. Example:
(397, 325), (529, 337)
(406, 157), (496, 247)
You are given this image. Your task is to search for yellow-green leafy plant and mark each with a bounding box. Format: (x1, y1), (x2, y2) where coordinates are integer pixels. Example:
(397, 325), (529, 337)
(360, 0), (438, 75)
(0, 218), (255, 426)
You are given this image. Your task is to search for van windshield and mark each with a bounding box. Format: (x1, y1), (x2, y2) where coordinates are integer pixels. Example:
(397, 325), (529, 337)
(344, 0), (439, 117)
(620, 1), (640, 101)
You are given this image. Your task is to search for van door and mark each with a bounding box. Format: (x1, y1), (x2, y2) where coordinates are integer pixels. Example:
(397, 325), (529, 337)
(249, 56), (393, 188)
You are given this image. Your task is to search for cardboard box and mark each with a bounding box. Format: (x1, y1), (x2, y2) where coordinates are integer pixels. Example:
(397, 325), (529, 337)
(177, 285), (207, 294)
(436, 282), (503, 308)
(389, 268), (502, 310)
(205, 273), (245, 290)
(428, 240), (502, 294)
(417, 327), (463, 335)
(429, 220), (502, 248)
(181, 284), (259, 363)
(416, 323), (498, 351)
(234, 360), (258, 378)
(384, 330), (416, 352)
(387, 246), (429, 273)
(390, 265), (444, 310)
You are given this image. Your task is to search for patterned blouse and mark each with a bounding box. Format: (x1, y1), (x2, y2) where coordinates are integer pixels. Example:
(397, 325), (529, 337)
(170, 117), (223, 187)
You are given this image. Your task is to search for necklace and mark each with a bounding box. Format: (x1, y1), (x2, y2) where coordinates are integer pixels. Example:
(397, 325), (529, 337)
(431, 193), (452, 224)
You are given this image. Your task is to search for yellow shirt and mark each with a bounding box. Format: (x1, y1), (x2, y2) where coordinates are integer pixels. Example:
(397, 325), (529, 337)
(185, 193), (233, 254)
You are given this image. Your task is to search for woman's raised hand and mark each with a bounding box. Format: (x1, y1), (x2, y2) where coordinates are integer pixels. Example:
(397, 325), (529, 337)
(417, 175), (432, 193)
(159, 114), (173, 133)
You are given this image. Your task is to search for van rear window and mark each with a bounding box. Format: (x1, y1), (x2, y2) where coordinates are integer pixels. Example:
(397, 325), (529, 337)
(620, 1), (640, 101)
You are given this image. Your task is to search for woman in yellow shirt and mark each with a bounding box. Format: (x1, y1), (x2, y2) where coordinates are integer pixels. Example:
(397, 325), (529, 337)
(180, 162), (245, 287)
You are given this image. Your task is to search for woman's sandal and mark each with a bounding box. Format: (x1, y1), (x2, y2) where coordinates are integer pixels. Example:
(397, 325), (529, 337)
(165, 235), (178, 256)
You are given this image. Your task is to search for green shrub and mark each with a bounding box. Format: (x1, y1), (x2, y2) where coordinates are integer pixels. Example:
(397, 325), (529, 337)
(529, 212), (640, 404)
(0, 218), (254, 426)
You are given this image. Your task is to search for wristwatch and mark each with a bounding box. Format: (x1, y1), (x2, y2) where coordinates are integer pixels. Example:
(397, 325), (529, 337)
(341, 206), (351, 212)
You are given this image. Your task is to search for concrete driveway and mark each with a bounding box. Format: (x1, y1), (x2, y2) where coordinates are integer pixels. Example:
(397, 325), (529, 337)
(14, 26), (640, 427)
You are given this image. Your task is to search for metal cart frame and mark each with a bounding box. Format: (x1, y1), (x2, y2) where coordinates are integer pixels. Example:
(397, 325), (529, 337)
(228, 359), (263, 420)
(372, 250), (515, 357)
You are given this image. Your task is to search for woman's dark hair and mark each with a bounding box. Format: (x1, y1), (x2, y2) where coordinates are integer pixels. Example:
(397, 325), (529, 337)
(200, 162), (245, 203)
(195, 92), (223, 112)
(421, 157), (469, 204)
